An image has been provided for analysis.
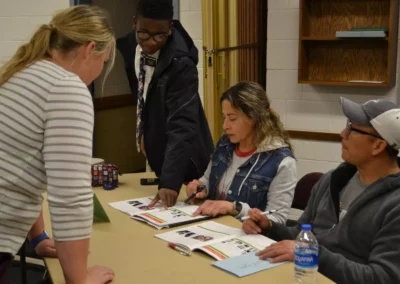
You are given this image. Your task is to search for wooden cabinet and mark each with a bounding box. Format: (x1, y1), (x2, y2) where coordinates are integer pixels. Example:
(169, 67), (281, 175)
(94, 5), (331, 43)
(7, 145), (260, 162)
(298, 0), (399, 87)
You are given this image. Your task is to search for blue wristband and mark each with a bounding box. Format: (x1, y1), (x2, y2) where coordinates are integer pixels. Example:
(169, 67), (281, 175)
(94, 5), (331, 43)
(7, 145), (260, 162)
(30, 231), (49, 248)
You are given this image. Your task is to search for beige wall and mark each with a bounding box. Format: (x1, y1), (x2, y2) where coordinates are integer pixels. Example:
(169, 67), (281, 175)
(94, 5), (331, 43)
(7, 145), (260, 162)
(93, 0), (136, 98)
(92, 0), (145, 173)
(94, 106), (146, 173)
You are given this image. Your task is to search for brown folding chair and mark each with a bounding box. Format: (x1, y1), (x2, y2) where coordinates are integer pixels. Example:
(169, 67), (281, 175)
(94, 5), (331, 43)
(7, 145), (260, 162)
(286, 172), (324, 226)
(292, 172), (324, 210)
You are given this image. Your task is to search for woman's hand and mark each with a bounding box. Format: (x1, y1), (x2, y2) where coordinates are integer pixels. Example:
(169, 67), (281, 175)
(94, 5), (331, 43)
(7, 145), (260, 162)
(86, 265), (115, 284)
(35, 238), (57, 258)
(193, 200), (234, 217)
(185, 180), (207, 204)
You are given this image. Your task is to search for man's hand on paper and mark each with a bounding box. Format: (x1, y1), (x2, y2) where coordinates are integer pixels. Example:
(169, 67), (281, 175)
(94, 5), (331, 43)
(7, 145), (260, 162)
(256, 240), (295, 263)
(192, 200), (234, 217)
(242, 208), (271, 234)
(149, 188), (178, 209)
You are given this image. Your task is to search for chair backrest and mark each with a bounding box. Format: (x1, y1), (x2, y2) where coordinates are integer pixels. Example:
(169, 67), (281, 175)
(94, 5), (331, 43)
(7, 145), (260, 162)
(10, 239), (48, 284)
(292, 172), (324, 210)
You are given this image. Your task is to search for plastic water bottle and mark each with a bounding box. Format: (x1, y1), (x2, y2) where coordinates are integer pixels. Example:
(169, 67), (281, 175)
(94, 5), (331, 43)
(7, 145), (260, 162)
(294, 224), (318, 284)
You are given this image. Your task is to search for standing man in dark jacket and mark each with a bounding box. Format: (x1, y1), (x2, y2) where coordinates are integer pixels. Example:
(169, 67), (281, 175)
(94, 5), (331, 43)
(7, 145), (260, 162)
(117, 0), (214, 208)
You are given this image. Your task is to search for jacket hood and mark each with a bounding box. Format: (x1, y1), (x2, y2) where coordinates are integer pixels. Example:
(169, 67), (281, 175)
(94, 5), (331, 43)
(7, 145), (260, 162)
(328, 159), (400, 219)
(256, 136), (289, 153)
(331, 160), (400, 192)
(172, 20), (198, 65)
(218, 135), (290, 153)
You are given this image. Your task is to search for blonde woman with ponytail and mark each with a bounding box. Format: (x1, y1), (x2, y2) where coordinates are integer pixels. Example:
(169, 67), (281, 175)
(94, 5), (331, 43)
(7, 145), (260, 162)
(0, 5), (115, 284)
(187, 81), (297, 224)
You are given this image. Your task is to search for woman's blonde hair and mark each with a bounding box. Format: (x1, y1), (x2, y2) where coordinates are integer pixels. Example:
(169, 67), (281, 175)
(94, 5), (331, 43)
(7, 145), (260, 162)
(220, 81), (292, 151)
(0, 5), (115, 87)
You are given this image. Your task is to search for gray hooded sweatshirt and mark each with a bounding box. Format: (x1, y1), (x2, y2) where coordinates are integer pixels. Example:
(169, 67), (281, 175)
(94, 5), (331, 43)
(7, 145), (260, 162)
(267, 162), (400, 284)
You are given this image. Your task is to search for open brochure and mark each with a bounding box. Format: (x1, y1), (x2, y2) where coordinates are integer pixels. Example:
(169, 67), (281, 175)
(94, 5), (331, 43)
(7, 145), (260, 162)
(108, 196), (210, 229)
(108, 196), (163, 216)
(155, 221), (276, 260)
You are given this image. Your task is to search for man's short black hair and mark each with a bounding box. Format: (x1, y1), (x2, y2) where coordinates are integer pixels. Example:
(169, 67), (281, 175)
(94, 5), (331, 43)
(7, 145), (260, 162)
(386, 145), (399, 159)
(136, 0), (174, 20)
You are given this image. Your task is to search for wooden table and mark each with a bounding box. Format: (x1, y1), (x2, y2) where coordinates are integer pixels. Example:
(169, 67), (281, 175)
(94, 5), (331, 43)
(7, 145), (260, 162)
(43, 173), (334, 284)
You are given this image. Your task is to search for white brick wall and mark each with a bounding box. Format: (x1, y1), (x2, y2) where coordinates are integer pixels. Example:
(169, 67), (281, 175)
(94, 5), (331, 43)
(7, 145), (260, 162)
(291, 139), (343, 178)
(267, 0), (400, 176)
(180, 0), (204, 103)
(0, 0), (69, 67)
(0, 0), (131, 98)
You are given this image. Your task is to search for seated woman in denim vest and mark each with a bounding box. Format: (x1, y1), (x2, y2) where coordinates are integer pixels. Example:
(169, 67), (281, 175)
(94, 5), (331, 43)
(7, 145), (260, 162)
(186, 81), (296, 224)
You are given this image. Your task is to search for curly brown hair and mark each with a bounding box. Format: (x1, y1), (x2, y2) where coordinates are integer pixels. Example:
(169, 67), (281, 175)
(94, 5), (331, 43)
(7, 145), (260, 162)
(220, 81), (292, 151)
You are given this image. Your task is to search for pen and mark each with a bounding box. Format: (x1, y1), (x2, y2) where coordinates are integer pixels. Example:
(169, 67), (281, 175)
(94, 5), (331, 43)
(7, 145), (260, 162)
(168, 243), (192, 256)
(241, 209), (280, 221)
(183, 185), (206, 204)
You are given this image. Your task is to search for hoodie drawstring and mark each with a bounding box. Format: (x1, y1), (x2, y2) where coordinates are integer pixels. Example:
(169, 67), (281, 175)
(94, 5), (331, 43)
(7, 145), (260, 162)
(237, 153), (261, 196)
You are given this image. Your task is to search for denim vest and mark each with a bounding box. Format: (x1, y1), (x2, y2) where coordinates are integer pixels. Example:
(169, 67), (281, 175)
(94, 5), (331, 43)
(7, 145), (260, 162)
(208, 136), (294, 211)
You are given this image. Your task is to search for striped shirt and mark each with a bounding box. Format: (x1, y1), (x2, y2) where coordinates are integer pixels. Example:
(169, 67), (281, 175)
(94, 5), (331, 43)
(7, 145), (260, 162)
(0, 60), (94, 255)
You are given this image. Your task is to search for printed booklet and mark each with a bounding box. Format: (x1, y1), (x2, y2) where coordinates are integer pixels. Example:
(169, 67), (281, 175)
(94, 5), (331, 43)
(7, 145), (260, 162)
(109, 196), (209, 229)
(155, 221), (276, 260)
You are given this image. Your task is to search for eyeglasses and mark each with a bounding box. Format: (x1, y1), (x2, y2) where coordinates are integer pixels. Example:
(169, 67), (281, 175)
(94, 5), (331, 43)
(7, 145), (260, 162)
(345, 120), (382, 139)
(136, 31), (169, 43)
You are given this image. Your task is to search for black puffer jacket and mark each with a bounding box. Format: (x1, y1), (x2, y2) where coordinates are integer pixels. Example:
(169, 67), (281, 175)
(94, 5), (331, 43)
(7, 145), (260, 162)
(116, 20), (214, 192)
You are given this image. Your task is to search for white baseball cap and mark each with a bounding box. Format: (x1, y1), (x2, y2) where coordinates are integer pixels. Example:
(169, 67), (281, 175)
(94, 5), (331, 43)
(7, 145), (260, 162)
(341, 97), (400, 150)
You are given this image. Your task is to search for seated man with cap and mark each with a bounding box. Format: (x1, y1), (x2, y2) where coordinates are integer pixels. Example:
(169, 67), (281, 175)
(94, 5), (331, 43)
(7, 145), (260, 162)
(242, 97), (400, 284)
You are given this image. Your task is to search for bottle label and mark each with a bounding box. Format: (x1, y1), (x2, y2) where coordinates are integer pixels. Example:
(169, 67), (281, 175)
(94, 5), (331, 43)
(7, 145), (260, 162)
(294, 252), (318, 268)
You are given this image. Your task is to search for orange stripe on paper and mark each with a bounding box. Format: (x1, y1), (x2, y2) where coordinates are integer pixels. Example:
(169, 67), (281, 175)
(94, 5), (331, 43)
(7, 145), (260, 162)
(141, 213), (165, 224)
(203, 246), (228, 260)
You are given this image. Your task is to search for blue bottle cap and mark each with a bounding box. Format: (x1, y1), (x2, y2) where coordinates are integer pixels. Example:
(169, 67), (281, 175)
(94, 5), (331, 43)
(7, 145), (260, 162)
(301, 224), (312, 231)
